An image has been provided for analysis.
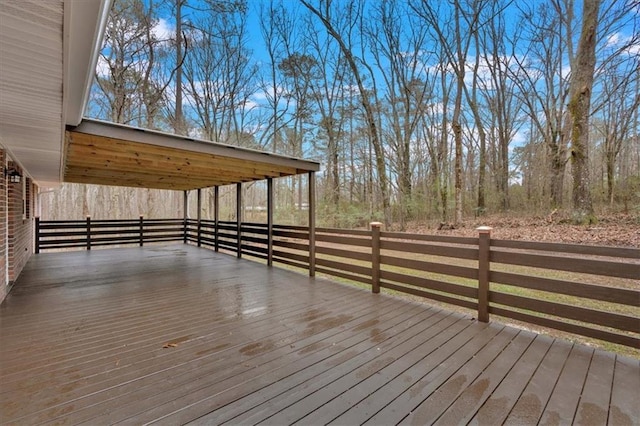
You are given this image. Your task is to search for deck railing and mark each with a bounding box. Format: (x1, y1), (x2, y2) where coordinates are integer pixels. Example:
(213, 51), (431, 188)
(35, 217), (184, 252)
(36, 217), (640, 349)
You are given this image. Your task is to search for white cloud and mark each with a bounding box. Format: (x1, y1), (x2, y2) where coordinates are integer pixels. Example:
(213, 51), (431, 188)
(95, 55), (110, 78)
(604, 31), (640, 55)
(152, 18), (174, 41)
(626, 42), (640, 55)
(606, 32), (622, 47)
(511, 128), (528, 149)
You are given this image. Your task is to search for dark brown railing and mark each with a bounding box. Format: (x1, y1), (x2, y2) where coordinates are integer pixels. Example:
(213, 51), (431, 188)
(36, 217), (640, 349)
(35, 217), (184, 252)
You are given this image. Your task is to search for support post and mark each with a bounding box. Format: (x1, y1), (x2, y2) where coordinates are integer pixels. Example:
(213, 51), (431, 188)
(236, 182), (242, 258)
(308, 171), (316, 277)
(371, 222), (382, 293)
(183, 190), (188, 243)
(197, 188), (202, 247)
(86, 216), (91, 251)
(139, 215), (144, 247)
(477, 226), (492, 322)
(267, 178), (273, 266)
(214, 186), (219, 252)
(35, 217), (40, 254)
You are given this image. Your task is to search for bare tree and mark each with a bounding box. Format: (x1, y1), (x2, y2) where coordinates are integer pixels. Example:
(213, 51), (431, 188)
(256, 0), (294, 153)
(92, 0), (170, 126)
(511, 0), (576, 209)
(366, 0), (431, 228)
(478, 0), (524, 212)
(300, 0), (391, 226)
(412, 0), (486, 224)
(568, 0), (600, 222)
(595, 59), (640, 205)
(182, 0), (256, 145)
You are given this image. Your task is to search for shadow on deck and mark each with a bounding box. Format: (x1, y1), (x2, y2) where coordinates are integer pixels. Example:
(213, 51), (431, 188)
(1, 244), (638, 425)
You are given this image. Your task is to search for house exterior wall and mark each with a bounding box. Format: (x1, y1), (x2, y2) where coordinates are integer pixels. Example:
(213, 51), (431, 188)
(0, 149), (37, 305)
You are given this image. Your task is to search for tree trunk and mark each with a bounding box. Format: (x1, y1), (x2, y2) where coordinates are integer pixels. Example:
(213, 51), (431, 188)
(569, 0), (599, 223)
(549, 140), (566, 208)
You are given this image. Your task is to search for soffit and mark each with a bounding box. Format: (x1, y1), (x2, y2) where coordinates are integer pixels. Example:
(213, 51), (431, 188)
(0, 0), (64, 184)
(0, 0), (109, 186)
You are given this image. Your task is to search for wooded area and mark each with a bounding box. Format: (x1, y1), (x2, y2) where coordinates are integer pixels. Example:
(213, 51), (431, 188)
(42, 0), (639, 229)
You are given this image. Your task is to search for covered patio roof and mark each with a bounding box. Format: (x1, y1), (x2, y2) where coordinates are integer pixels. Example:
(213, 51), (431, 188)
(65, 119), (320, 190)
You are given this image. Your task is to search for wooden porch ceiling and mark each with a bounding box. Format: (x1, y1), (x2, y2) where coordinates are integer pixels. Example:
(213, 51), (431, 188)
(64, 119), (320, 191)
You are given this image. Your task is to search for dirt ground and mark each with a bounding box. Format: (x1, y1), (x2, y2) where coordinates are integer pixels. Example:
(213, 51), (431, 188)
(406, 213), (640, 248)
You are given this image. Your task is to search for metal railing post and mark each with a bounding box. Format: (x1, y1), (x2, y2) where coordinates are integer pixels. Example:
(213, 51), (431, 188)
(477, 226), (492, 322)
(371, 222), (382, 293)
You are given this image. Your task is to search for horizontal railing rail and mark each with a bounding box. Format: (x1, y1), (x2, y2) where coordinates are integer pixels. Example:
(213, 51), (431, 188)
(36, 217), (639, 349)
(36, 217), (184, 252)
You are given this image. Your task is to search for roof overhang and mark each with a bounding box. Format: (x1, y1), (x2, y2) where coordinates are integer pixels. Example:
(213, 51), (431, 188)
(0, 0), (111, 187)
(65, 119), (320, 191)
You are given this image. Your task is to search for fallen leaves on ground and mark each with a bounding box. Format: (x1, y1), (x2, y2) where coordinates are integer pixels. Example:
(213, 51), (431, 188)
(405, 213), (639, 248)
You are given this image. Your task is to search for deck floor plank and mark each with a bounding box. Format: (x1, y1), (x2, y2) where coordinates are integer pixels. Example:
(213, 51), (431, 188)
(575, 350), (616, 425)
(19, 294), (395, 424)
(360, 324), (505, 426)
(0, 244), (636, 425)
(188, 305), (442, 425)
(432, 330), (537, 425)
(539, 343), (594, 425)
(8, 295), (379, 423)
(79, 298), (409, 424)
(259, 313), (475, 425)
(468, 333), (554, 426)
(503, 338), (574, 425)
(398, 327), (520, 425)
(608, 356), (640, 425)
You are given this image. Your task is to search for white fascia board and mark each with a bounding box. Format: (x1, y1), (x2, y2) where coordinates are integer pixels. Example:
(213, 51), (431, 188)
(61, 0), (112, 183)
(62, 0), (112, 128)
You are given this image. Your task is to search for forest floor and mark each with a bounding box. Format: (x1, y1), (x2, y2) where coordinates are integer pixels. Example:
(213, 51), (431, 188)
(405, 212), (640, 248)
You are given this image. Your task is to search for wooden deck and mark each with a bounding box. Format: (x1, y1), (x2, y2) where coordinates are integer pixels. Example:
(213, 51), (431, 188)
(0, 245), (637, 425)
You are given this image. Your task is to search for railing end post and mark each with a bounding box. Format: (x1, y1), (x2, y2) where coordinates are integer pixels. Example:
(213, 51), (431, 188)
(476, 226), (492, 323)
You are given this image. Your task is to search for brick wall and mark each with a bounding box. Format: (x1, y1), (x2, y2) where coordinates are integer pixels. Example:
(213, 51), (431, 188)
(1, 153), (36, 305)
(8, 163), (33, 282)
(0, 149), (6, 303)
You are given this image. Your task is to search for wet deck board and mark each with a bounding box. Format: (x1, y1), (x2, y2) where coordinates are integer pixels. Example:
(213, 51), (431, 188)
(0, 244), (637, 425)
